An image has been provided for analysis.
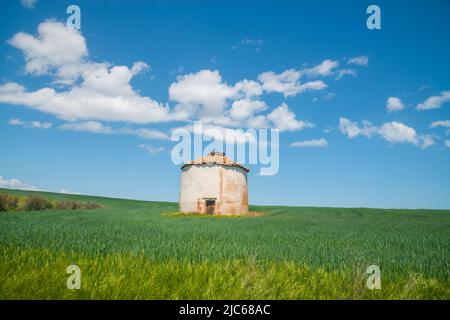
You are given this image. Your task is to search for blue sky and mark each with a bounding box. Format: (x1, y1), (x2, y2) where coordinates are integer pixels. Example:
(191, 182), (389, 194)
(1, 0), (449, 209)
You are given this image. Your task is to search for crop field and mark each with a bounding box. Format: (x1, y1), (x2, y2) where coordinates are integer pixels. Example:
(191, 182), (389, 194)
(0, 188), (449, 299)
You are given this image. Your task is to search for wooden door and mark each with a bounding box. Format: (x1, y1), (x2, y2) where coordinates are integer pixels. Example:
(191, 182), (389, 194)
(205, 200), (215, 214)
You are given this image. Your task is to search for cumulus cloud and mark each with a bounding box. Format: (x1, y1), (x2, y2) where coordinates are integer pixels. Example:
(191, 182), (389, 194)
(233, 79), (263, 98)
(339, 117), (434, 149)
(378, 122), (418, 144)
(256, 59), (348, 97)
(347, 55), (369, 66)
(130, 61), (149, 76)
(258, 69), (326, 97)
(229, 99), (267, 121)
(303, 59), (339, 77)
(1, 21), (365, 141)
(168, 69), (315, 131)
(0, 176), (38, 190)
(386, 97), (405, 112)
(169, 70), (264, 122)
(8, 20), (87, 82)
(267, 103), (314, 132)
(9, 118), (52, 129)
(290, 138), (328, 148)
(257, 69), (301, 97)
(1, 21), (180, 124)
(338, 117), (377, 138)
(169, 70), (236, 117)
(246, 115), (269, 129)
(417, 91), (450, 110)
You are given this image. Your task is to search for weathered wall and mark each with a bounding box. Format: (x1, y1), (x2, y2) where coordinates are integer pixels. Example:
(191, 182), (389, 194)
(220, 167), (248, 214)
(179, 164), (248, 214)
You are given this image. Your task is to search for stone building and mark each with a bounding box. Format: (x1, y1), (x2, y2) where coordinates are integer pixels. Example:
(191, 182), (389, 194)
(179, 152), (249, 215)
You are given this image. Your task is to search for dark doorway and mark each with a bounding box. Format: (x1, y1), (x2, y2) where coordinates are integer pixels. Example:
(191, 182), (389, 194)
(205, 199), (215, 214)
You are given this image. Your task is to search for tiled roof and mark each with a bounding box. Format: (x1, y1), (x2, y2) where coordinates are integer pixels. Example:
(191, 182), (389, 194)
(181, 152), (249, 172)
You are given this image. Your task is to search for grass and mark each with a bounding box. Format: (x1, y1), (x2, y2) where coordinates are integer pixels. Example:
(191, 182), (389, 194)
(162, 211), (267, 218)
(0, 188), (449, 299)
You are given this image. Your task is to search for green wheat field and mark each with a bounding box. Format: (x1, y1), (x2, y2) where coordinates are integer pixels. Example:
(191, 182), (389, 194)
(0, 188), (449, 299)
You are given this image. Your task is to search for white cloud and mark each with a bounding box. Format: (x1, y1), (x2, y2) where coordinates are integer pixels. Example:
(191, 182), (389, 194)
(430, 120), (450, 128)
(417, 91), (450, 110)
(246, 115), (269, 129)
(1, 21), (363, 139)
(290, 138), (328, 148)
(130, 61), (149, 76)
(445, 140), (450, 148)
(419, 134), (436, 149)
(298, 80), (328, 92)
(0, 78), (176, 125)
(169, 69), (235, 117)
(168, 69), (316, 130)
(386, 97), (405, 112)
(229, 99), (267, 121)
(336, 69), (357, 80)
(20, 0), (37, 9)
(257, 60), (338, 97)
(59, 121), (113, 134)
(258, 69), (326, 97)
(338, 117), (377, 138)
(267, 103), (314, 132)
(258, 69), (301, 97)
(347, 55), (369, 66)
(233, 79), (263, 98)
(0, 176), (38, 190)
(303, 59), (339, 77)
(339, 117), (434, 149)
(138, 144), (165, 155)
(378, 122), (418, 144)
(29, 120), (52, 129)
(59, 121), (169, 140)
(9, 117), (52, 129)
(8, 20), (87, 82)
(1, 21), (180, 124)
